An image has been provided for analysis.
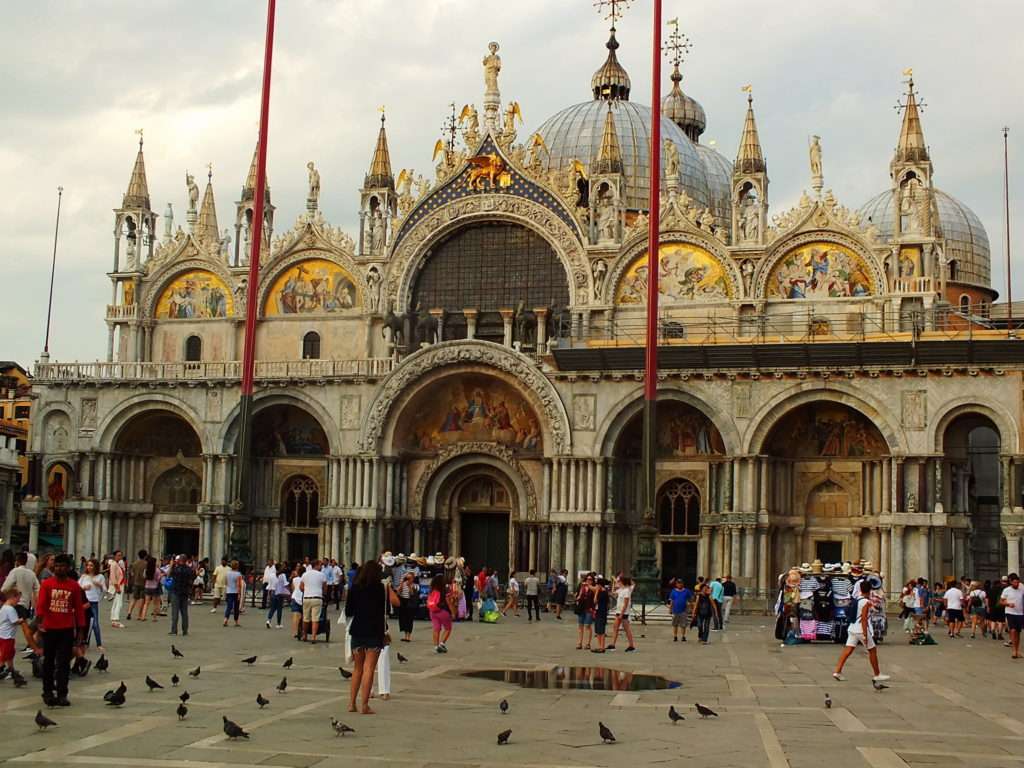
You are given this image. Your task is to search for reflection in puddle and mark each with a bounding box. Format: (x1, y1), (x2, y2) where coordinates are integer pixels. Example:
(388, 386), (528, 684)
(462, 667), (681, 691)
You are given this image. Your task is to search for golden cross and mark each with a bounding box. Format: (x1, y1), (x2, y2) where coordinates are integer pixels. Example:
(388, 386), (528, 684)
(663, 18), (692, 68)
(594, 0), (631, 27)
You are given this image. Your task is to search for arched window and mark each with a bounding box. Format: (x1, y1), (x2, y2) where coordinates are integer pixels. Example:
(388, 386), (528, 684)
(282, 476), (319, 528)
(959, 295), (970, 314)
(302, 331), (321, 359)
(185, 335), (202, 361)
(657, 479), (700, 536)
(949, 260), (959, 281)
(153, 466), (202, 509)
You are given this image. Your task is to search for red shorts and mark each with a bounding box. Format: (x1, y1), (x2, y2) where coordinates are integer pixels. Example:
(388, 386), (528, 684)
(0, 637), (15, 664)
(430, 611), (452, 632)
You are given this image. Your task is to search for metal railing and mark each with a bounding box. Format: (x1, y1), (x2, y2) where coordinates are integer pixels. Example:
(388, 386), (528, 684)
(34, 357), (395, 383)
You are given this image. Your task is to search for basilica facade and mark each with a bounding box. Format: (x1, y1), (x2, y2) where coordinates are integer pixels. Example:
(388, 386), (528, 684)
(21, 21), (1024, 599)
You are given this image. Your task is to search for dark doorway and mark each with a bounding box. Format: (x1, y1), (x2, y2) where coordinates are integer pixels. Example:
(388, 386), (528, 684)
(660, 541), (697, 595)
(164, 527), (199, 558)
(461, 513), (509, 575)
(816, 540), (843, 564)
(287, 533), (319, 563)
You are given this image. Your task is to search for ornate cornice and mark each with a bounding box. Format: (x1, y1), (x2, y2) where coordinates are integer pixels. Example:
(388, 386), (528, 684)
(360, 339), (571, 454)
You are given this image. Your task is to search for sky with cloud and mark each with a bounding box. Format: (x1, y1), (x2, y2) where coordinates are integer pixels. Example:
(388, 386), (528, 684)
(2, 0), (1022, 366)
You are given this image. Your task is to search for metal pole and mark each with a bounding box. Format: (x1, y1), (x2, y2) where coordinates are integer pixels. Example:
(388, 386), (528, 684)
(1004, 127), (1013, 333)
(635, 0), (663, 606)
(230, 0), (276, 565)
(42, 186), (63, 360)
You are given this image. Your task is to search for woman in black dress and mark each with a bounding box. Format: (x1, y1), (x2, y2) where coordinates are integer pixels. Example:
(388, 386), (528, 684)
(344, 560), (399, 714)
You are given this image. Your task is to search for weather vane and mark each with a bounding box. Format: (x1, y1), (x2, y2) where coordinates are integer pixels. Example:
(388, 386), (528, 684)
(207, 162), (213, 180)
(663, 17), (692, 68)
(594, 0), (631, 28)
(894, 68), (927, 114)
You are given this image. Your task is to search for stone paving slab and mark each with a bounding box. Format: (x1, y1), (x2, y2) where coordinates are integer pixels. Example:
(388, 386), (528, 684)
(2, 602), (1023, 768)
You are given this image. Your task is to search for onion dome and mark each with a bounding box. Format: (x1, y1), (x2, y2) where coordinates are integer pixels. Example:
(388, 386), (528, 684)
(591, 28), (631, 101)
(662, 63), (705, 142)
(859, 189), (991, 288)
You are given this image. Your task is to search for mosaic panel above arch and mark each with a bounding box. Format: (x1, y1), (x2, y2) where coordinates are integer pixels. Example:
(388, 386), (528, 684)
(265, 257), (360, 315)
(616, 401), (725, 457)
(155, 269), (233, 319)
(765, 403), (888, 458)
(395, 373), (542, 455)
(615, 242), (734, 305)
(765, 241), (875, 299)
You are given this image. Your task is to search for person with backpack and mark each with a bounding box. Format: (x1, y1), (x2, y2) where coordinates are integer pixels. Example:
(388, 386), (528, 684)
(967, 581), (988, 639)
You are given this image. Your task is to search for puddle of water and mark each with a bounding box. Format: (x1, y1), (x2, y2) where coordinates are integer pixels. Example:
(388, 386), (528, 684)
(462, 667), (681, 691)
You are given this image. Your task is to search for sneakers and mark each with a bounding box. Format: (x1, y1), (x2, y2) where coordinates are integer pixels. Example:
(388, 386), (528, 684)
(439, 643), (448, 653)
(605, 645), (616, 651)
(682, 636), (687, 642)
(266, 621), (271, 629)
(210, 608), (218, 613)
(832, 672), (845, 681)
(872, 674), (891, 682)
(624, 646), (636, 653)
(434, 645), (444, 654)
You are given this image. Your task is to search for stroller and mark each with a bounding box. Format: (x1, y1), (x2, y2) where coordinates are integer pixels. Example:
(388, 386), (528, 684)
(302, 600), (331, 642)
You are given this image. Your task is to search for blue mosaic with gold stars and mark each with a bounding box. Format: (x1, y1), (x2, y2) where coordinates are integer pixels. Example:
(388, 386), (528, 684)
(392, 136), (582, 251)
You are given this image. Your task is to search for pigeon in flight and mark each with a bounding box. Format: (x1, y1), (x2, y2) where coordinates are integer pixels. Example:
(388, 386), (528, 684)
(95, 654), (109, 672)
(396, 652), (408, 663)
(171, 645), (184, 658)
(35, 710), (57, 730)
(331, 718), (355, 736)
(338, 667), (352, 679)
(497, 728), (512, 745)
(223, 716), (249, 740)
(145, 675), (164, 692)
(598, 722), (616, 743)
(282, 657), (293, 669)
(824, 693), (832, 709)
(179, 690), (191, 704)
(256, 693), (270, 709)
(188, 666), (201, 678)
(695, 703), (718, 719)
(171, 674), (180, 687)
(668, 705), (684, 723)
(499, 699), (509, 714)
(241, 656), (258, 665)
(276, 677), (287, 693)
(176, 703), (188, 720)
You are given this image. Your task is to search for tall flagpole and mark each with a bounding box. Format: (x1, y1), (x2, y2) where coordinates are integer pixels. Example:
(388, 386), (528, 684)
(635, 0), (663, 606)
(1004, 127), (1013, 333)
(230, 0), (276, 564)
(41, 186), (64, 363)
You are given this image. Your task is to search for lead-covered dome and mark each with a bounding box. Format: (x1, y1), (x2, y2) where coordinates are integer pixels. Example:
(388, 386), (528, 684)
(858, 188), (991, 288)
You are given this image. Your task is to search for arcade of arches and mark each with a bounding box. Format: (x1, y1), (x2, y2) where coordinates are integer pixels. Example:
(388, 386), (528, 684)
(34, 389), (1024, 599)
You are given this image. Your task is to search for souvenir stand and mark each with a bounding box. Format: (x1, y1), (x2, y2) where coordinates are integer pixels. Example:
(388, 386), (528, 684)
(381, 552), (459, 620)
(775, 558), (887, 644)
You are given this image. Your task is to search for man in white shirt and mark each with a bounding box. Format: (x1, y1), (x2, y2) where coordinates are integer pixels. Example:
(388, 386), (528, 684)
(300, 561), (326, 643)
(943, 581), (965, 638)
(833, 593), (890, 683)
(1000, 572), (1023, 659)
(261, 560), (277, 610)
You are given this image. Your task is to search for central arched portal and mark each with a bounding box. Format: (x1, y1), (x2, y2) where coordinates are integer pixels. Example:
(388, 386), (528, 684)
(447, 471), (513, 577)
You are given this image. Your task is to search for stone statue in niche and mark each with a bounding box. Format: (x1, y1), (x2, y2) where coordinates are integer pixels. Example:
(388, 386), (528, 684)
(741, 259), (754, 294)
(591, 259), (607, 297)
(663, 139), (680, 182)
(597, 191), (617, 242)
(365, 266), (382, 313)
(739, 192), (760, 242)
(370, 210), (385, 253)
(186, 172), (199, 214)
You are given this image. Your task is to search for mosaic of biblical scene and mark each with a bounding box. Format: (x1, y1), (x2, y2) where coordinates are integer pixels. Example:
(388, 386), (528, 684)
(898, 245), (921, 278)
(252, 405), (329, 456)
(616, 243), (731, 305)
(397, 374), (542, 453)
(766, 242), (875, 299)
(155, 270), (232, 318)
(617, 401), (725, 457)
(265, 257), (359, 315)
(766, 403), (888, 458)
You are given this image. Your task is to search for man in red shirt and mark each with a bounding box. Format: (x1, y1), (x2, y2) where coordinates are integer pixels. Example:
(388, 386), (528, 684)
(36, 554), (87, 707)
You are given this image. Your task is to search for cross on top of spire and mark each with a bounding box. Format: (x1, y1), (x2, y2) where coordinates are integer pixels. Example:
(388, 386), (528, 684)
(663, 18), (692, 69)
(594, 0), (631, 29)
(894, 70), (927, 115)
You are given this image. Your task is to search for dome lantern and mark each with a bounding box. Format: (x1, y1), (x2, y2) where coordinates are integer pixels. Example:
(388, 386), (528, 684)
(591, 28), (631, 101)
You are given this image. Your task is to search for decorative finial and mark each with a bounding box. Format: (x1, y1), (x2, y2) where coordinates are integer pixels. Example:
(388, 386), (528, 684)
(663, 18), (692, 70)
(895, 69), (926, 115)
(594, 0), (631, 29)
(207, 162), (213, 182)
(379, 105), (386, 125)
(443, 103), (458, 154)
(134, 128), (144, 149)
(741, 83), (753, 104)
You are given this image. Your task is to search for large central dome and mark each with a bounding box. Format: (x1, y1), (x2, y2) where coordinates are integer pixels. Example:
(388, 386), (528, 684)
(531, 28), (731, 225)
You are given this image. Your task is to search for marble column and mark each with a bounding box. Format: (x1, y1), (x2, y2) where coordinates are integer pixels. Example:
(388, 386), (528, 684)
(757, 526), (769, 598)
(331, 518), (341, 560)
(354, 521), (365, 563)
(559, 459), (569, 513)
(99, 512), (111, 556)
(28, 512), (40, 553)
(604, 525), (614, 577)
(568, 460), (577, 513)
(918, 526), (931, 581)
(882, 458), (892, 514)
(698, 525), (712, 579)
(1005, 527), (1022, 576)
(66, 510), (78, 558)
(528, 526), (537, 570)
(729, 526), (741, 578)
(590, 524), (602, 573)
(890, 525), (905, 592)
(564, 525), (576, 587)
(743, 525), (755, 579)
(213, 516), (224, 564)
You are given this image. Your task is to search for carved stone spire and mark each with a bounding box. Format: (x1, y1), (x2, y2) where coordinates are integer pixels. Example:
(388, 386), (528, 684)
(895, 75), (929, 164)
(365, 113), (394, 190)
(197, 168), (219, 245)
(240, 141), (270, 204)
(123, 134), (151, 210)
(593, 104), (623, 174)
(735, 94), (766, 174)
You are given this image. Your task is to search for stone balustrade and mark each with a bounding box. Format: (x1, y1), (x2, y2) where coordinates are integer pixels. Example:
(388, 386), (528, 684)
(34, 357), (395, 383)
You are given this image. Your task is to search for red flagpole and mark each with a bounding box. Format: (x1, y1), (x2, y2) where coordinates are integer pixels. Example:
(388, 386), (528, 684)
(230, 0), (276, 562)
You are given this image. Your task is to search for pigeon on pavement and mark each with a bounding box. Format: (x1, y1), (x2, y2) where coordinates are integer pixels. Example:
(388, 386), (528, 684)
(282, 657), (293, 669)
(223, 716), (249, 740)
(35, 710), (57, 730)
(105, 689), (126, 707)
(145, 675), (163, 692)
(171, 674), (180, 687)
(499, 699), (509, 714)
(331, 718), (355, 736)
(241, 656), (257, 665)
(872, 680), (889, 691)
(95, 654), (109, 672)
(103, 681), (127, 702)
(257, 693), (270, 709)
(11, 669), (28, 688)
(338, 667), (352, 679)
(171, 645), (184, 658)
(497, 728), (512, 745)
(695, 703), (718, 719)
(599, 722), (616, 743)
(176, 703), (188, 720)
(396, 653), (408, 663)
(188, 666), (201, 678)
(276, 677), (287, 693)
(179, 691), (190, 704)
(824, 693), (832, 709)
(668, 705), (684, 723)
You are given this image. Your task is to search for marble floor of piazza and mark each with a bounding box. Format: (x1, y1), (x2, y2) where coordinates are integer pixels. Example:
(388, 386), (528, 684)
(2, 602), (1022, 768)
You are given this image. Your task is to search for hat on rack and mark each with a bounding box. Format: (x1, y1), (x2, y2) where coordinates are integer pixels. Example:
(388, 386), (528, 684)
(861, 560), (874, 571)
(435, 552), (444, 562)
(841, 562), (852, 575)
(426, 556), (435, 565)
(457, 557), (465, 568)
(396, 554), (407, 565)
(798, 562), (811, 574)
(811, 559), (824, 575)
(381, 553), (396, 567)
(850, 562), (864, 575)
(444, 556), (457, 569)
